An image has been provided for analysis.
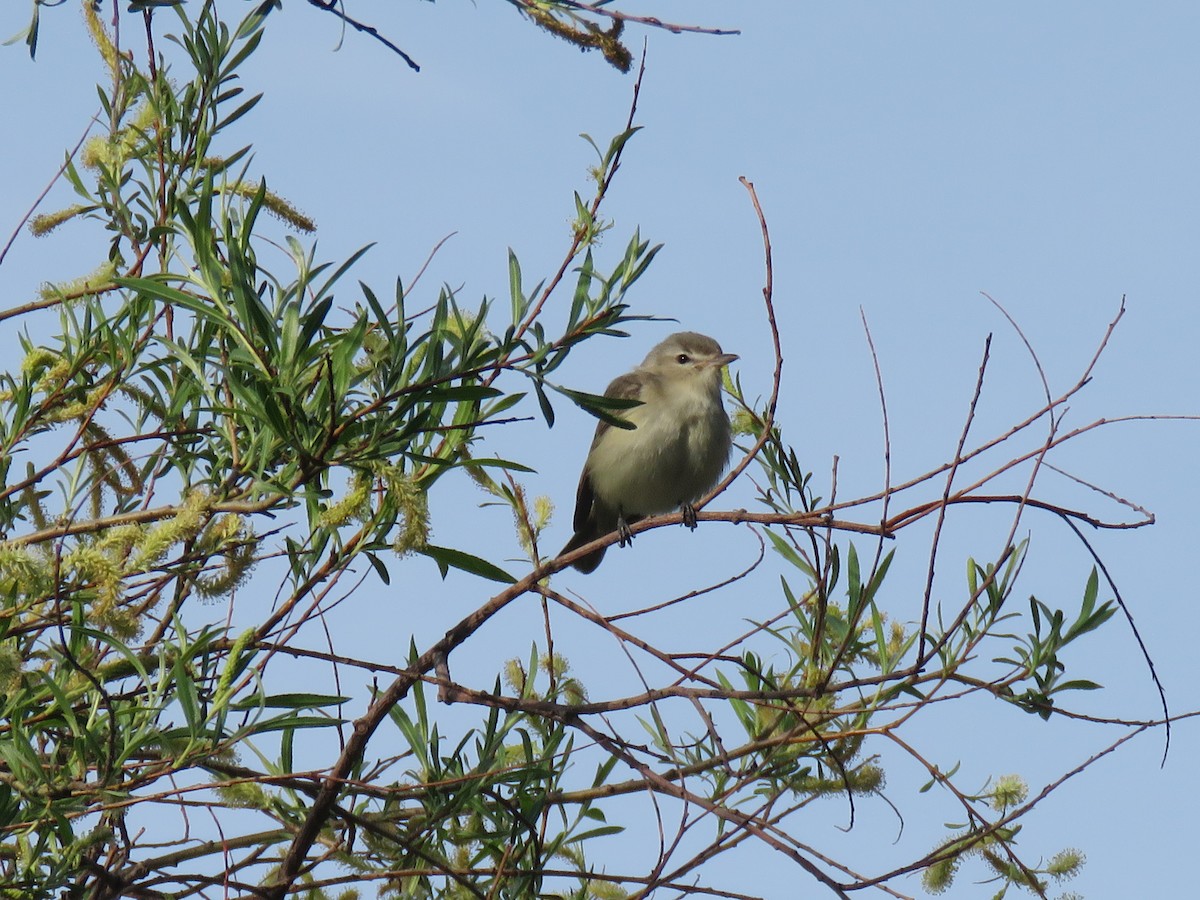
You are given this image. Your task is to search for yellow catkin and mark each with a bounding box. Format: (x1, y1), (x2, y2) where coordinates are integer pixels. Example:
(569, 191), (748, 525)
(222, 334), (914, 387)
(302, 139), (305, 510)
(128, 489), (210, 572)
(82, 0), (119, 78)
(388, 471), (429, 554)
(29, 205), (91, 237)
(217, 181), (316, 233)
(318, 471), (371, 528)
(0, 543), (50, 597)
(37, 261), (116, 302)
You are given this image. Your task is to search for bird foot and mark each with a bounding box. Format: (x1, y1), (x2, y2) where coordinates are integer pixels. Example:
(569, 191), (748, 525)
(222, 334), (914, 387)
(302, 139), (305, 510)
(617, 515), (634, 547)
(681, 502), (698, 531)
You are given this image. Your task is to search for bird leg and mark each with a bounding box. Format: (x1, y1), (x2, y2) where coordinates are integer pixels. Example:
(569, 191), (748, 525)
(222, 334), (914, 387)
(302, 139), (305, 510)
(616, 511), (634, 547)
(681, 502), (698, 530)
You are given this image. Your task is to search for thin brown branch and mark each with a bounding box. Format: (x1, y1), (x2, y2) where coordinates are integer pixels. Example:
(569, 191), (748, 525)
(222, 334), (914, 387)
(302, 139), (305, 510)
(0, 115), (99, 270)
(569, 717), (855, 899)
(553, 0), (740, 37)
(304, 0), (420, 70)
(859, 309), (893, 575)
(607, 523), (765, 621)
(916, 334), (992, 658)
(506, 47), (648, 351)
(1057, 512), (1171, 762)
(710, 176), (781, 506)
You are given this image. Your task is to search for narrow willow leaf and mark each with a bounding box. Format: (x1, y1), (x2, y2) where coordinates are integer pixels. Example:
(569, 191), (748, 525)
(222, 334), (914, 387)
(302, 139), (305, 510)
(419, 545), (517, 584)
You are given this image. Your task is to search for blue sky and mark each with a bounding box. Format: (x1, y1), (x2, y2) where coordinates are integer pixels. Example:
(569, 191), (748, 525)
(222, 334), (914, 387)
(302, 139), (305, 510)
(2, 2), (1198, 897)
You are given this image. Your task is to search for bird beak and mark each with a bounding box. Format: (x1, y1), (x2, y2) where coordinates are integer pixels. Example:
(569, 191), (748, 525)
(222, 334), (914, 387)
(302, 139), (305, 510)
(711, 353), (738, 367)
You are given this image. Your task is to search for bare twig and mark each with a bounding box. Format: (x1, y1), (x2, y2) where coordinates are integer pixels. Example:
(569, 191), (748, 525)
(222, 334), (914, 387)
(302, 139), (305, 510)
(711, 177), (781, 504)
(1057, 513), (1171, 763)
(0, 115), (99, 270)
(916, 334), (992, 659)
(552, 0), (740, 37)
(304, 0), (420, 70)
(859, 309), (893, 575)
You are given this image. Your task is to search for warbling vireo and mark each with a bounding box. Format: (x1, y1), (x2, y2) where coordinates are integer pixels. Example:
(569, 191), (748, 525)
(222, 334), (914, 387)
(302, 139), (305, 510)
(559, 331), (738, 573)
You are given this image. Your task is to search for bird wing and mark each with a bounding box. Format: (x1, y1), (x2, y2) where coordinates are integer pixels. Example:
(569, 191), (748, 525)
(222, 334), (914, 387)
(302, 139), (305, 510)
(573, 371), (645, 532)
(572, 468), (597, 533)
(587, 371), (646, 448)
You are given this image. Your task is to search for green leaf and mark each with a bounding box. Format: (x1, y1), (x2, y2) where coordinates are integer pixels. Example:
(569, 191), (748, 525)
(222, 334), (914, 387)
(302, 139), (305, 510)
(482, 391), (527, 419)
(360, 281), (394, 342)
(280, 725), (295, 773)
(764, 529), (817, 579)
(603, 125), (642, 169)
(532, 378), (555, 428)
(453, 457), (536, 474)
(230, 693), (349, 711)
(555, 385), (640, 429)
(592, 753), (619, 788)
(419, 545), (518, 584)
(172, 653), (202, 737)
(508, 249), (528, 323)
(234, 2), (276, 43)
(1082, 566), (1099, 611)
(1052, 679), (1103, 693)
(297, 297), (333, 352)
(579, 131), (603, 161)
(249, 715), (345, 735)
(863, 548), (894, 603)
(570, 249), (596, 326)
(366, 551), (391, 584)
(567, 824), (625, 842)
(35, 671), (99, 764)
(216, 93), (263, 132)
(847, 542), (862, 611)
(423, 384), (502, 402)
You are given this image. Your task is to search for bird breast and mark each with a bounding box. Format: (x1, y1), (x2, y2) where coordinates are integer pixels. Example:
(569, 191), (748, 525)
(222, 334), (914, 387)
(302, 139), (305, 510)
(586, 376), (731, 517)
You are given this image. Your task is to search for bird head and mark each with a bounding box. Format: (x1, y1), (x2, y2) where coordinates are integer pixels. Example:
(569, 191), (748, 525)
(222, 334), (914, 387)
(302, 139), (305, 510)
(642, 332), (738, 390)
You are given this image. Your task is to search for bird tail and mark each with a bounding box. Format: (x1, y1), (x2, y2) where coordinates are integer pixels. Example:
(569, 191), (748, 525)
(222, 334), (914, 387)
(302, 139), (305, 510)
(559, 529), (605, 574)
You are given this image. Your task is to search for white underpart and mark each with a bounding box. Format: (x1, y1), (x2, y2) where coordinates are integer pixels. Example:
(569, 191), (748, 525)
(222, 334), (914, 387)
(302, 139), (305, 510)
(586, 367), (732, 517)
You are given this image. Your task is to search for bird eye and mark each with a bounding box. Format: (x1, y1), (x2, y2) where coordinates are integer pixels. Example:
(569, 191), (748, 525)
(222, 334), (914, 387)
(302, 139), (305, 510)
(676, 354), (690, 364)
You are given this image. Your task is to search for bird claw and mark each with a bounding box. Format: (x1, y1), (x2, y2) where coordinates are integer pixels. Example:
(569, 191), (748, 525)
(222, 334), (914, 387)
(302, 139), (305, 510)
(682, 502), (698, 530)
(617, 515), (634, 547)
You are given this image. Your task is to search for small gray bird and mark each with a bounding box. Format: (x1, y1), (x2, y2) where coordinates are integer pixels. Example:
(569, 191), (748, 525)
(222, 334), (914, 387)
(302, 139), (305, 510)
(560, 331), (738, 573)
